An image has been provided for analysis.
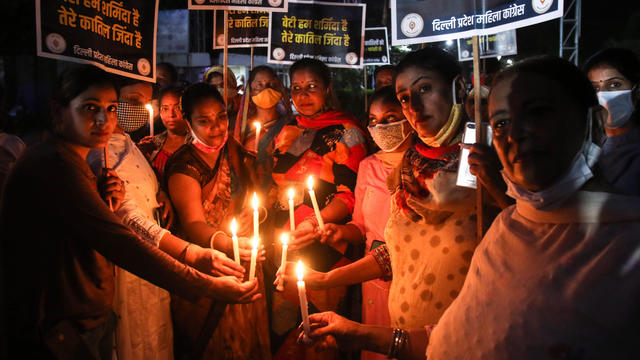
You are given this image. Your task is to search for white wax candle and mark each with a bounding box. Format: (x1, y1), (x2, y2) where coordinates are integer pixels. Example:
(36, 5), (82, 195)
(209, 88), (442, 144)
(145, 104), (154, 137)
(297, 260), (311, 339)
(230, 218), (240, 264)
(288, 187), (295, 233)
(306, 176), (325, 230)
(249, 236), (258, 280)
(252, 192), (259, 239)
(253, 121), (261, 153)
(276, 233), (289, 291)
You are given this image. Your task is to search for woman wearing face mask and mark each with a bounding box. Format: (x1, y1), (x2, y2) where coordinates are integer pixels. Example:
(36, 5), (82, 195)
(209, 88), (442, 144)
(300, 56), (640, 360)
(238, 66), (292, 192)
(584, 48), (640, 195)
(1, 65), (261, 359)
(268, 58), (367, 359)
(138, 86), (191, 179)
(165, 83), (271, 359)
(292, 47), (501, 358)
(277, 86), (412, 360)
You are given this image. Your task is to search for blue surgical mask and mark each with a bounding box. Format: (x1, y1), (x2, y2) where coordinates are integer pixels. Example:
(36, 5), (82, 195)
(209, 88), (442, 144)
(597, 90), (634, 129)
(502, 108), (602, 211)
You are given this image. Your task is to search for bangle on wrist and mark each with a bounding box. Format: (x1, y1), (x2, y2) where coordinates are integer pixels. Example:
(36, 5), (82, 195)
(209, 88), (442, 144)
(304, 214), (319, 227)
(179, 243), (192, 264)
(387, 328), (408, 359)
(210, 231), (226, 250)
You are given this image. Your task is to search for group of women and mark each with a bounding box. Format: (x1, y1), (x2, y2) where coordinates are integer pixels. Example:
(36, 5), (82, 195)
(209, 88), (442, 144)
(2, 44), (640, 360)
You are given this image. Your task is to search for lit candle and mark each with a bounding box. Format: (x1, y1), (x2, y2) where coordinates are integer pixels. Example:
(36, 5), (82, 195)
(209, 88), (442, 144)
(288, 188), (295, 233)
(145, 104), (154, 137)
(297, 260), (311, 340)
(230, 218), (240, 264)
(306, 176), (325, 230)
(249, 236), (259, 280)
(253, 121), (261, 153)
(276, 233), (289, 291)
(252, 192), (259, 239)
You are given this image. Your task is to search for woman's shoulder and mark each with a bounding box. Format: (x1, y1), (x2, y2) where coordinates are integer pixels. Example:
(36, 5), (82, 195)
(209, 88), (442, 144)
(165, 144), (202, 177)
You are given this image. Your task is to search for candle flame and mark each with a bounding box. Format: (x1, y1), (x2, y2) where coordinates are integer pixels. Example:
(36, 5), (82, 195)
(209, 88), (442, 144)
(253, 121), (261, 131)
(145, 104), (153, 114)
(288, 187), (294, 201)
(306, 176), (314, 191)
(281, 233), (288, 246)
(252, 236), (259, 249)
(296, 260), (304, 281)
(230, 218), (237, 236)
(252, 192), (259, 210)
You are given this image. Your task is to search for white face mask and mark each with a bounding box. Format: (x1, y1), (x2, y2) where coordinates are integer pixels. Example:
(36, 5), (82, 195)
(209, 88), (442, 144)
(502, 108), (602, 211)
(597, 89), (634, 129)
(368, 119), (412, 152)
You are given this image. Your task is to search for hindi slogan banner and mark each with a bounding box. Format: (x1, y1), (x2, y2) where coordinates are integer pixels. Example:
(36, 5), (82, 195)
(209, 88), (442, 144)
(457, 29), (517, 61)
(214, 10), (269, 49)
(268, 1), (366, 68)
(189, 0), (287, 12)
(36, 0), (158, 82)
(391, 0), (563, 45)
(364, 27), (390, 65)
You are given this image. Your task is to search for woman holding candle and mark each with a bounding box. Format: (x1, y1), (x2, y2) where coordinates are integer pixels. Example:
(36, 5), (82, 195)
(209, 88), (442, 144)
(0, 65), (261, 359)
(268, 58), (367, 359)
(301, 56), (640, 359)
(138, 86), (191, 179)
(165, 82), (271, 359)
(238, 65), (292, 193)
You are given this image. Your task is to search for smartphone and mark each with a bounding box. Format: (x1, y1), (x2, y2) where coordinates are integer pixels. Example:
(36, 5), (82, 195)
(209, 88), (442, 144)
(456, 122), (492, 189)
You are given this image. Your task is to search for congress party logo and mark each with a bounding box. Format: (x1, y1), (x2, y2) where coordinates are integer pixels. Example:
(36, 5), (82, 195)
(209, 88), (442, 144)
(345, 52), (358, 65)
(46, 33), (66, 54)
(268, 0), (283, 6)
(401, 13), (423, 38)
(532, 0), (553, 14)
(272, 47), (285, 61)
(137, 58), (151, 76)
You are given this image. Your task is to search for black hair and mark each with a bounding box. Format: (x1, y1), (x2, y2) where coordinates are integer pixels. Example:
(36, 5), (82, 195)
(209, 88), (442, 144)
(288, 58), (339, 110)
(51, 65), (117, 106)
(395, 47), (463, 86)
(368, 86), (400, 113)
(289, 58), (332, 87)
(181, 82), (224, 122)
(157, 62), (178, 84)
(115, 77), (155, 98)
(493, 55), (598, 111)
(582, 48), (640, 84)
(374, 65), (396, 79)
(159, 85), (184, 105)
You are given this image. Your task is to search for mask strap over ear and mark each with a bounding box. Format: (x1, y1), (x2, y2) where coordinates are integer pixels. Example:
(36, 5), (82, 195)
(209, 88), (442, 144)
(452, 75), (461, 105)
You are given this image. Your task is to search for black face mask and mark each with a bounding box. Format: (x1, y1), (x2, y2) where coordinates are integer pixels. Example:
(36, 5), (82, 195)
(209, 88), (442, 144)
(117, 102), (149, 132)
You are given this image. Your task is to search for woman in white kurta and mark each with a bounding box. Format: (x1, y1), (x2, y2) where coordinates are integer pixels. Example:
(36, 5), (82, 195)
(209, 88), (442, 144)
(300, 56), (640, 360)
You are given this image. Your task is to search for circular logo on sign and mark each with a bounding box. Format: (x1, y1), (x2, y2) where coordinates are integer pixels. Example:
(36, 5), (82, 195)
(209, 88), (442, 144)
(532, 0), (553, 14)
(45, 33), (66, 54)
(272, 47), (285, 61)
(462, 50), (470, 58)
(345, 52), (358, 65)
(194, 0), (206, 4)
(217, 34), (225, 46)
(381, 55), (388, 63)
(137, 58), (151, 76)
(401, 13), (424, 38)
(268, 0), (282, 6)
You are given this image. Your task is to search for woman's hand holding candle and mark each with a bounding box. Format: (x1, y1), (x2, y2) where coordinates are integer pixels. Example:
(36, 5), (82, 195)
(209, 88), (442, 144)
(274, 261), (328, 290)
(184, 245), (245, 278)
(98, 168), (125, 211)
(236, 235), (266, 262)
(288, 219), (323, 251)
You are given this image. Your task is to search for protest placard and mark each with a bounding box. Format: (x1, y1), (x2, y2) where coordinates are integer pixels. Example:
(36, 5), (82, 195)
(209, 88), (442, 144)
(189, 0), (287, 12)
(457, 29), (517, 61)
(268, 1), (366, 68)
(36, 0), (158, 82)
(214, 10), (269, 49)
(364, 27), (390, 66)
(391, 0), (562, 45)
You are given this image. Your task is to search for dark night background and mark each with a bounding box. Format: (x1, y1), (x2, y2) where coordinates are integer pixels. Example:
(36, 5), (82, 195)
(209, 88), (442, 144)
(1, 0), (639, 135)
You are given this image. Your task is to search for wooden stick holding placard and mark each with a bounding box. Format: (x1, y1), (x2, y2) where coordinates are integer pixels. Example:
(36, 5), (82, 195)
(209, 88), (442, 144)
(223, 10), (228, 109)
(472, 35), (484, 242)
